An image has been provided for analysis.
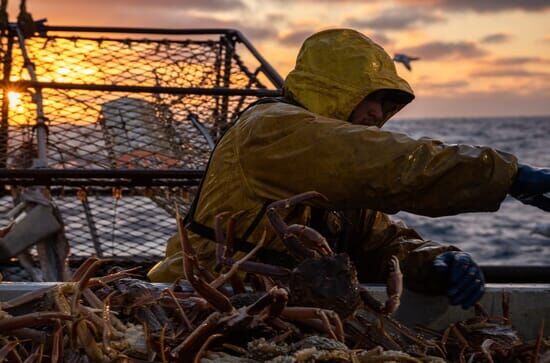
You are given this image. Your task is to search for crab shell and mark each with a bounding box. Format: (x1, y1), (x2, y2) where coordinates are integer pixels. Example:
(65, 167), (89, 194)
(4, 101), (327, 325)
(288, 253), (361, 318)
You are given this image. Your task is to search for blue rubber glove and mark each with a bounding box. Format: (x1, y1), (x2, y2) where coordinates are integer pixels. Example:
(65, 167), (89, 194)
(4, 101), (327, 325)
(433, 251), (485, 309)
(509, 164), (550, 212)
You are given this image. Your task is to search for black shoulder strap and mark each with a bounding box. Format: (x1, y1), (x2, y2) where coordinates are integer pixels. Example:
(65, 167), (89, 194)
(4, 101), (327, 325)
(184, 97), (302, 268)
(235, 96), (303, 121)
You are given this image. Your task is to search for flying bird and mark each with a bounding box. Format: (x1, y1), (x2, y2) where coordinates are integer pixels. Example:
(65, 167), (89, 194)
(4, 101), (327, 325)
(393, 53), (420, 71)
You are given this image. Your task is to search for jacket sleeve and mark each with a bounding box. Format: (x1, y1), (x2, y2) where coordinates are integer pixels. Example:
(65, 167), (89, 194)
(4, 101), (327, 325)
(237, 104), (518, 217)
(350, 211), (459, 294)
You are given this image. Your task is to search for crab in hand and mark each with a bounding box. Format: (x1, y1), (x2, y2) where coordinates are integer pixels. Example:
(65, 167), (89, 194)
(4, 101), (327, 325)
(217, 191), (403, 318)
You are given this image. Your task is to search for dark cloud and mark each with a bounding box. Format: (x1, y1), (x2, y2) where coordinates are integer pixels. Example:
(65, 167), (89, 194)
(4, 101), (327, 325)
(395, 0), (550, 13)
(470, 69), (550, 78)
(266, 13), (286, 24)
(369, 32), (392, 46)
(481, 33), (512, 44)
(24, 0), (245, 12)
(166, 14), (276, 41)
(272, 0), (550, 12)
(12, 1), (249, 29)
(272, 0), (371, 2)
(240, 26), (278, 41)
(400, 41), (488, 60)
(128, 0), (246, 10)
(487, 57), (550, 65)
(439, 0), (550, 12)
(418, 80), (469, 89)
(277, 29), (392, 47)
(348, 9), (445, 30)
(23, 1), (275, 41)
(278, 30), (314, 46)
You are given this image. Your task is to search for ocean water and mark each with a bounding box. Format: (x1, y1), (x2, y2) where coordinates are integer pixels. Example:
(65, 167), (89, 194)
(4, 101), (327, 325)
(384, 116), (550, 265)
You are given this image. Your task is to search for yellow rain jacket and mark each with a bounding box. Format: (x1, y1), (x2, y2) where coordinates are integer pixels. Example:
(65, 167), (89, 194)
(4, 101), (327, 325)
(148, 29), (518, 293)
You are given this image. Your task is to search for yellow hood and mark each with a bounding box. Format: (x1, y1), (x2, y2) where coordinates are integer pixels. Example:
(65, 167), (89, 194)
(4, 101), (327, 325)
(284, 29), (414, 123)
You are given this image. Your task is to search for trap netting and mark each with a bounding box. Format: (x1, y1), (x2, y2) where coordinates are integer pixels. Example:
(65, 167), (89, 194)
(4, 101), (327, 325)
(0, 25), (282, 281)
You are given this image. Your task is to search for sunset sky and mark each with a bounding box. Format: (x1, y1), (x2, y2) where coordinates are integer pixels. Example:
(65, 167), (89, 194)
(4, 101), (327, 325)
(9, 0), (550, 118)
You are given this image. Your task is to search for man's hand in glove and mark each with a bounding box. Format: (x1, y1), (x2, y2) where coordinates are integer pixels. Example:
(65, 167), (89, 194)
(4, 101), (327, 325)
(433, 251), (485, 309)
(510, 164), (550, 212)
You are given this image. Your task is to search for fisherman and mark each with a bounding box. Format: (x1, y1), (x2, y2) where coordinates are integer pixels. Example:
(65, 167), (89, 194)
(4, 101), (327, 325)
(148, 29), (550, 309)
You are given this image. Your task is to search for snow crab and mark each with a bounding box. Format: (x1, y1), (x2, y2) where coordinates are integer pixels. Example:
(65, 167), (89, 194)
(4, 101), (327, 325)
(215, 191), (403, 319)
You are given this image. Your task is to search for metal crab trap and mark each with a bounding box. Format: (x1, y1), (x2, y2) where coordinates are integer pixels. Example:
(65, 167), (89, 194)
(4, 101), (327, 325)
(0, 19), (283, 281)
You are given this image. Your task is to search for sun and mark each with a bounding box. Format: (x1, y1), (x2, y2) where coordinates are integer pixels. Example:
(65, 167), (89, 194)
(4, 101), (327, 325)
(8, 91), (22, 107)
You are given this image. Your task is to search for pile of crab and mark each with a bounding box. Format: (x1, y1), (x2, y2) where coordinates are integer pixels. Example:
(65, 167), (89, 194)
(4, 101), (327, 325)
(0, 192), (548, 362)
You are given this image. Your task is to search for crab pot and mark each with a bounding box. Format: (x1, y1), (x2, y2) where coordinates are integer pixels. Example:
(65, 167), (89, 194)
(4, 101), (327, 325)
(0, 24), (282, 280)
(0, 176), (199, 280)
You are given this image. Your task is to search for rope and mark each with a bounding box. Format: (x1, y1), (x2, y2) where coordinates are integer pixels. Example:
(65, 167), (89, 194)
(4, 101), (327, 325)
(0, 0), (8, 33)
(17, 0), (35, 37)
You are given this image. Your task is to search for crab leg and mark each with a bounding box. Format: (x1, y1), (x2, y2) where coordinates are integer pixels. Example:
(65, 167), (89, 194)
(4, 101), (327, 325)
(359, 286), (384, 314)
(101, 292), (116, 352)
(177, 209), (234, 313)
(82, 288), (126, 333)
(7, 328), (47, 344)
(266, 287), (289, 319)
(502, 292), (510, 325)
(346, 315), (401, 351)
(384, 255), (403, 315)
(533, 320), (544, 363)
(281, 306), (344, 342)
(377, 313), (442, 353)
(71, 258), (104, 315)
(53, 286), (105, 361)
(0, 285), (53, 310)
(71, 256), (100, 282)
(0, 341), (20, 360)
(171, 312), (221, 358)
(193, 333), (224, 363)
(214, 211), (245, 265)
(215, 211), (247, 293)
(225, 259), (291, 279)
(51, 322), (63, 363)
(480, 339), (496, 363)
(224, 211), (245, 261)
(210, 229), (267, 289)
(162, 288), (194, 331)
(451, 324), (471, 349)
(214, 211), (231, 270)
(23, 344), (44, 363)
(245, 287), (288, 318)
(0, 312), (73, 331)
(90, 266), (142, 286)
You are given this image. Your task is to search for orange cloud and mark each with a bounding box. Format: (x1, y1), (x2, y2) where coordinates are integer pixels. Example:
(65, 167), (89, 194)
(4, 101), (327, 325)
(347, 9), (445, 30)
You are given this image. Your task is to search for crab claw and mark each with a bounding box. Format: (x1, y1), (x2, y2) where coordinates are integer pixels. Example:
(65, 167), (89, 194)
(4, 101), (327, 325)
(266, 191), (332, 261)
(384, 255), (403, 315)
